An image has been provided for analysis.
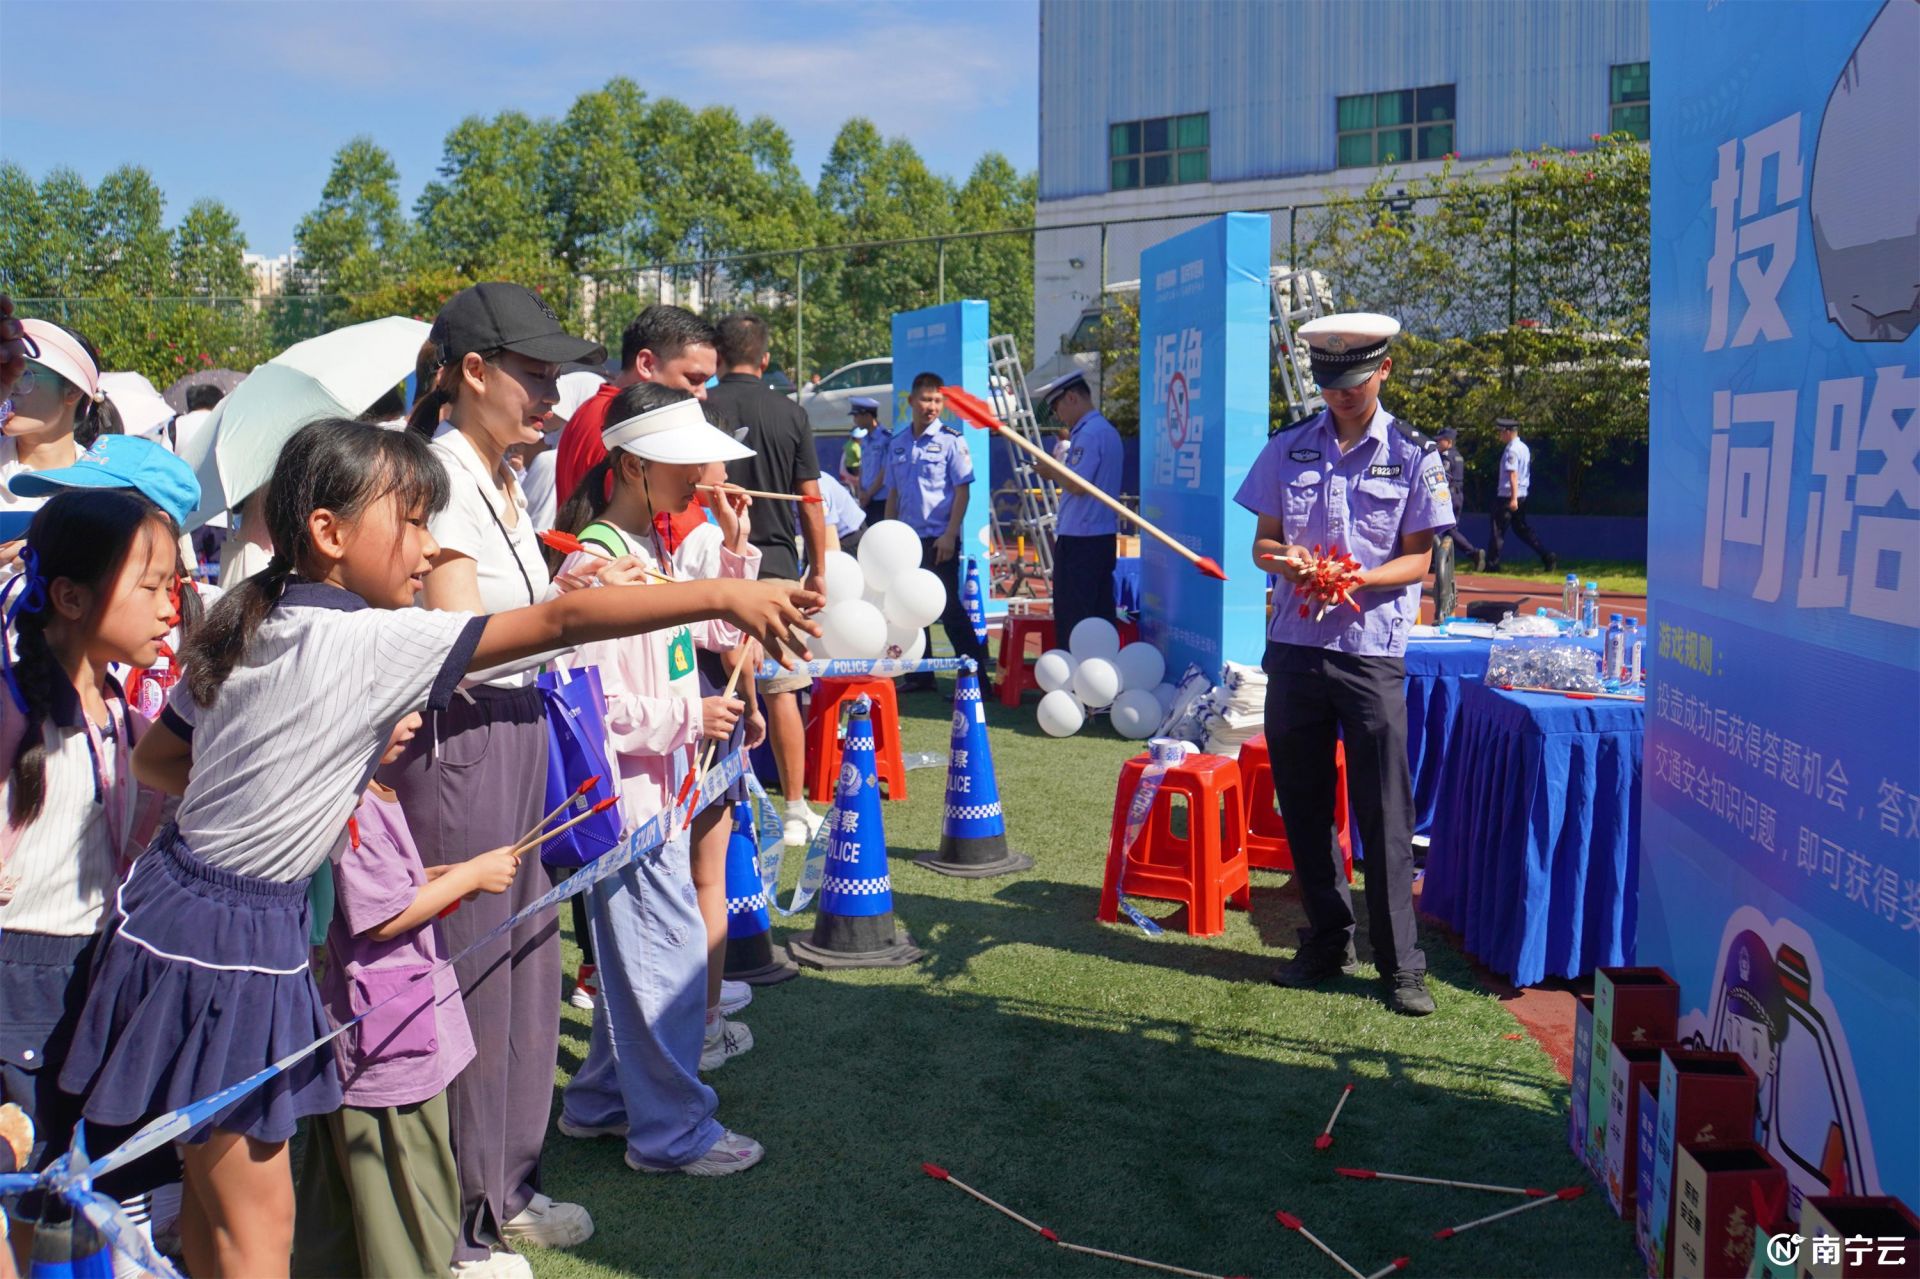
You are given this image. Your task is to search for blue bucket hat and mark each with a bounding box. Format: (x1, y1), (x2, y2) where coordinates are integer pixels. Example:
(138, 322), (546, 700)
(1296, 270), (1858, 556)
(4, 435), (202, 538)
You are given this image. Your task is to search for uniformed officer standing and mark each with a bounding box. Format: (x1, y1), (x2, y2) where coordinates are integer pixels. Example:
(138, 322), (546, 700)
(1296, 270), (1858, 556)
(1038, 370), (1123, 644)
(1233, 313), (1454, 1017)
(853, 396), (892, 529)
(885, 371), (992, 690)
(1428, 427), (1482, 622)
(1486, 417), (1556, 572)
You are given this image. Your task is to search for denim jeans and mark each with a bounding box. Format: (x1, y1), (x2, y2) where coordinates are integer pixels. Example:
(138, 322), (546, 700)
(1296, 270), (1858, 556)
(561, 827), (724, 1167)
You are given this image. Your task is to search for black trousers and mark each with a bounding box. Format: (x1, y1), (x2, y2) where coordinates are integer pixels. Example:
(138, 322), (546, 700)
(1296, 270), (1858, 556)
(1261, 642), (1425, 977)
(920, 535), (991, 674)
(1488, 497), (1552, 567)
(1051, 533), (1118, 646)
(863, 498), (888, 530)
(1449, 518), (1480, 557)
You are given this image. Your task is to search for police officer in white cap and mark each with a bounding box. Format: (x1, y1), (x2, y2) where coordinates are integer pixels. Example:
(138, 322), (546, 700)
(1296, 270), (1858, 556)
(1039, 370), (1123, 644)
(1232, 312), (1454, 1016)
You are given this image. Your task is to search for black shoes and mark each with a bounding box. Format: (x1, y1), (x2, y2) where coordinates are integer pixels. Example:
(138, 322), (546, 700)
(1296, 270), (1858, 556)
(1385, 970), (1436, 1017)
(1271, 943), (1360, 989)
(1471, 549), (1486, 572)
(1543, 552), (1558, 574)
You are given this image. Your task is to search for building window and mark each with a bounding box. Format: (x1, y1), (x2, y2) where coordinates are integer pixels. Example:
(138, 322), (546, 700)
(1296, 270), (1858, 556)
(1610, 62), (1650, 140)
(1110, 113), (1209, 190)
(1336, 84), (1455, 167)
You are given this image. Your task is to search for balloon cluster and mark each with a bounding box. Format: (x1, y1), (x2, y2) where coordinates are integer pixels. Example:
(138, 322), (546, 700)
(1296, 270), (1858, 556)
(815, 520), (946, 663)
(1035, 618), (1176, 740)
(1291, 544), (1365, 621)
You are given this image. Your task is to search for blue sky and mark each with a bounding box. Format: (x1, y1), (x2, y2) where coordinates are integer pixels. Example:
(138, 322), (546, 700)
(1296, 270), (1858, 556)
(0, 0), (1038, 255)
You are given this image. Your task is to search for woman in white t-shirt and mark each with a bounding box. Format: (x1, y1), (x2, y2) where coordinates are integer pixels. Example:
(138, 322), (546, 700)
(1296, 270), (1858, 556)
(387, 284), (608, 1272)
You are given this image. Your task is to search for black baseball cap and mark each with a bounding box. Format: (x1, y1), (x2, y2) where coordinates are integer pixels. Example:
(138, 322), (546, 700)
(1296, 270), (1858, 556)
(431, 282), (607, 368)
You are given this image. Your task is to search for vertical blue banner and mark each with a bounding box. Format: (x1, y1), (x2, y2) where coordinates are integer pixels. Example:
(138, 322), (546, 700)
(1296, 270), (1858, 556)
(1644, 0), (1917, 1223)
(1137, 213), (1271, 677)
(891, 301), (992, 590)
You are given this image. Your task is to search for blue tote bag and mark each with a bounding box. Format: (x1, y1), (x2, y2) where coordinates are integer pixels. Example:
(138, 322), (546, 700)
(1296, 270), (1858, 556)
(537, 664), (624, 867)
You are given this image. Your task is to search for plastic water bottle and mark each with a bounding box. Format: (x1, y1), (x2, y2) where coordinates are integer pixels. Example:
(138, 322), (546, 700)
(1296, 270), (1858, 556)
(1626, 618), (1643, 684)
(1603, 614), (1625, 681)
(1579, 580), (1601, 636)
(1562, 572), (1580, 621)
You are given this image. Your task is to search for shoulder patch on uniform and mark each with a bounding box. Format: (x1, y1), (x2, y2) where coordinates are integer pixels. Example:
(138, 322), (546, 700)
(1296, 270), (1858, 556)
(1387, 418), (1436, 452)
(1366, 462), (1404, 479)
(1269, 412), (1324, 439)
(1288, 447), (1323, 463)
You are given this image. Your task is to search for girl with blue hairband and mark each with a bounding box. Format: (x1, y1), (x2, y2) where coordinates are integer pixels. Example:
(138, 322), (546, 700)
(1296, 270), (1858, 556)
(0, 490), (181, 1270)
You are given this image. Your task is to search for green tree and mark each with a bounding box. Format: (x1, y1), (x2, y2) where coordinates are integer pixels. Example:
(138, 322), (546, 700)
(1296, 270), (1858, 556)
(172, 199), (251, 296)
(294, 137), (412, 304)
(89, 166), (173, 296)
(945, 152), (1037, 362)
(415, 110), (556, 282)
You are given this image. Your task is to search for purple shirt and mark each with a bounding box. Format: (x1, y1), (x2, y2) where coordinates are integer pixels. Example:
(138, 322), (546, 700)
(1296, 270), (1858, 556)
(1233, 405), (1454, 657)
(885, 422), (974, 538)
(322, 789), (475, 1108)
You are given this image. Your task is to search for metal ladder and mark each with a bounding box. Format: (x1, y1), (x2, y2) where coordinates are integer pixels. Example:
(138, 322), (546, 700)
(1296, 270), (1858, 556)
(1269, 267), (1334, 428)
(984, 333), (1058, 581)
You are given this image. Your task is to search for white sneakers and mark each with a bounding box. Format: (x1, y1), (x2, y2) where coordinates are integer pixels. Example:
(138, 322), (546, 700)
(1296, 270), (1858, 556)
(499, 1192), (594, 1248)
(782, 805), (823, 846)
(718, 979), (753, 1015)
(450, 1249), (532, 1279)
(700, 1016), (753, 1071)
(568, 964), (597, 1010)
(626, 1129), (765, 1177)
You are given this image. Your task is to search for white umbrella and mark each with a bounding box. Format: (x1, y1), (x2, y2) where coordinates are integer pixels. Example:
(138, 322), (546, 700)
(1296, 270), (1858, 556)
(98, 372), (175, 440)
(181, 316), (430, 527)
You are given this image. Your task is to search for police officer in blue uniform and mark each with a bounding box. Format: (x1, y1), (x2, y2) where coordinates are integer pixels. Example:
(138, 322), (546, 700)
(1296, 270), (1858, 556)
(1234, 313), (1454, 1016)
(853, 396), (892, 529)
(1038, 370), (1123, 644)
(886, 371), (992, 691)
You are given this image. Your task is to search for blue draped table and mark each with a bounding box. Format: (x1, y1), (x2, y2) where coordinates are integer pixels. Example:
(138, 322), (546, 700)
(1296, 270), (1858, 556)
(1402, 633), (1603, 838)
(1113, 556), (1141, 613)
(1420, 681), (1643, 987)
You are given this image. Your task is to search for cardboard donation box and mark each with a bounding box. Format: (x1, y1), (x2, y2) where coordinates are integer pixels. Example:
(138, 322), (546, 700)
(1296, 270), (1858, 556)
(1670, 1142), (1785, 1279)
(1635, 1082), (1661, 1270)
(1588, 968), (1680, 1170)
(1795, 1197), (1920, 1279)
(1571, 991), (1596, 1167)
(1649, 1050), (1758, 1278)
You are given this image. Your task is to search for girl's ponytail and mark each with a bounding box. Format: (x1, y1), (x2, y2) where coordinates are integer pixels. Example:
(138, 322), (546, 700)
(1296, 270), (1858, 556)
(180, 418), (450, 707)
(547, 457), (614, 576)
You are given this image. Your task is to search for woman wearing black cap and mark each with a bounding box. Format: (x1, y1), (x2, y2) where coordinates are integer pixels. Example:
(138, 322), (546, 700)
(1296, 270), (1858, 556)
(389, 283), (608, 1276)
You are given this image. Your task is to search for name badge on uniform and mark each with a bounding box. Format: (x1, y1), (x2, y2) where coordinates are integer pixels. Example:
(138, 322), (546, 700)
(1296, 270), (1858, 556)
(1289, 448), (1322, 463)
(1366, 463), (1404, 479)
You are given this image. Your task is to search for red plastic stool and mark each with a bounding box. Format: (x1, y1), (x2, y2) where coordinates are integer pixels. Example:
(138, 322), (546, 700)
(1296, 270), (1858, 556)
(804, 677), (906, 804)
(1116, 618), (1141, 647)
(1098, 752), (1252, 937)
(996, 614), (1057, 707)
(1237, 734), (1353, 881)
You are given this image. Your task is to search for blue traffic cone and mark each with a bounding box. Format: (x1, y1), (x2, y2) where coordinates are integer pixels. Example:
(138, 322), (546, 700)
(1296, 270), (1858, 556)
(29, 1208), (113, 1279)
(722, 800), (799, 986)
(963, 556), (989, 650)
(917, 662), (1032, 877)
(789, 698), (923, 968)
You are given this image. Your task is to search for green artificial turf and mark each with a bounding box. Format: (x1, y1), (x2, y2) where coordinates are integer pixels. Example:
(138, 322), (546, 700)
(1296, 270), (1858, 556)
(525, 681), (1641, 1278)
(1473, 559), (1648, 596)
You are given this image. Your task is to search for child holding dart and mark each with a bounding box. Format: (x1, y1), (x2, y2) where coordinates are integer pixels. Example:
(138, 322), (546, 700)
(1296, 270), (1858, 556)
(1233, 312), (1454, 1018)
(293, 710), (520, 1279)
(546, 384), (770, 1176)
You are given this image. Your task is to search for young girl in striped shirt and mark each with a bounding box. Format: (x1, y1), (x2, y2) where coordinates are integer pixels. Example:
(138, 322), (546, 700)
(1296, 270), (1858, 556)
(0, 491), (179, 1271)
(56, 419), (818, 1278)
(549, 385), (766, 1175)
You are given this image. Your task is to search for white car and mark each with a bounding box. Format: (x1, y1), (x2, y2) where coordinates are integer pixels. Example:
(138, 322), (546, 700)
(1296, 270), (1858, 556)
(798, 358), (892, 430)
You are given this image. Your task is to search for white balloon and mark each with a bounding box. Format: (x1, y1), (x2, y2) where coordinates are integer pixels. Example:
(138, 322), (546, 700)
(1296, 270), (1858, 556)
(1153, 682), (1178, 713)
(1033, 648), (1078, 694)
(821, 551), (865, 606)
(819, 600), (888, 661)
(881, 622), (926, 663)
(1113, 642), (1165, 692)
(857, 519), (923, 587)
(1109, 688), (1161, 739)
(883, 567), (946, 630)
(1068, 617), (1121, 662)
(1036, 689), (1085, 737)
(862, 582), (889, 610)
(1072, 657), (1121, 709)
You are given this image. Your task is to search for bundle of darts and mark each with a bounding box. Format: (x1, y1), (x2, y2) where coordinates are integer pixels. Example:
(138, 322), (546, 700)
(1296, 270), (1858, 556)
(1292, 544), (1364, 621)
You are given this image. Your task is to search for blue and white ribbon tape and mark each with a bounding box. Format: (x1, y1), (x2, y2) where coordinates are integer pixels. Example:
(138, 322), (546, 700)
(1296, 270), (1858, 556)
(1112, 738), (1196, 937)
(744, 770), (832, 918)
(753, 656), (976, 679)
(0, 750), (748, 1273)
